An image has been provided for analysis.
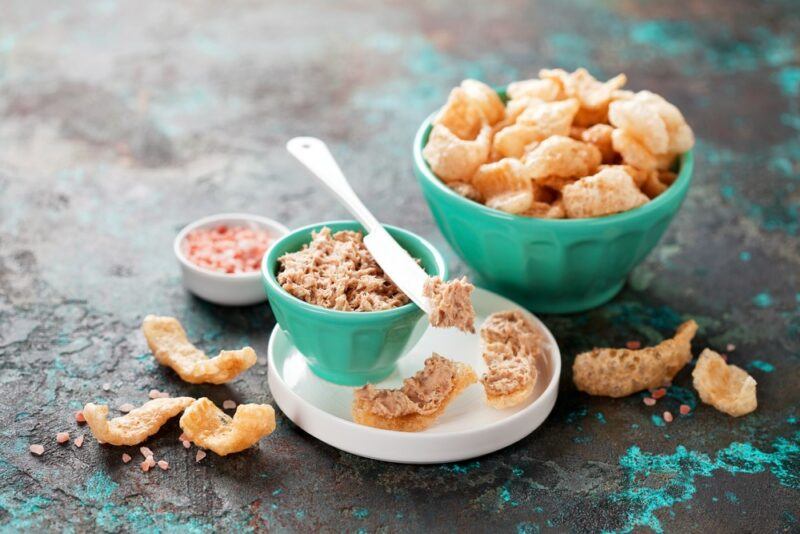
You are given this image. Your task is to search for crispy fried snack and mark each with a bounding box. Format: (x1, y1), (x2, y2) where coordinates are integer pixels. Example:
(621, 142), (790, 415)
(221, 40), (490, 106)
(540, 68), (626, 126)
(142, 315), (257, 384)
(434, 86), (486, 140)
(423, 276), (476, 333)
(83, 397), (194, 446)
(506, 78), (562, 101)
(352, 354), (477, 432)
(562, 167), (649, 218)
(480, 310), (545, 409)
(572, 320), (698, 398)
(580, 124), (616, 163)
(609, 98), (669, 154)
(472, 158), (533, 214)
(423, 123), (491, 183)
(611, 129), (657, 171)
(460, 79), (505, 125)
(524, 135), (602, 180)
(179, 397), (276, 455)
(692, 349), (757, 417)
(448, 181), (482, 202)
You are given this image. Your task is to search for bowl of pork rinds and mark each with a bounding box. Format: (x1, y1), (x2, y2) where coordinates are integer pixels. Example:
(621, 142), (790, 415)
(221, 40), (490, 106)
(413, 68), (695, 313)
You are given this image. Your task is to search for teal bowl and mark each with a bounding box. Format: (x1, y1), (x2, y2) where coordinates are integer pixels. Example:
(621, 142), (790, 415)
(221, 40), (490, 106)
(262, 221), (448, 386)
(413, 90), (694, 314)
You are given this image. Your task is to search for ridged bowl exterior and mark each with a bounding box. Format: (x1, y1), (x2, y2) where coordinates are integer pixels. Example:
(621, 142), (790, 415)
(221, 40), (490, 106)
(262, 221), (448, 385)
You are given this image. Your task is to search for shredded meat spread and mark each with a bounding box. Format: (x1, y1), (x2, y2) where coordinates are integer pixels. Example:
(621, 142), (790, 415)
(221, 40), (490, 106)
(423, 276), (476, 333)
(480, 311), (543, 396)
(353, 354), (457, 418)
(277, 227), (410, 311)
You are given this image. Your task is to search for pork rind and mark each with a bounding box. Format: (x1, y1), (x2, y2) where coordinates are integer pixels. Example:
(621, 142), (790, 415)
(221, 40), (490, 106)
(472, 158), (533, 214)
(434, 87), (485, 140)
(460, 79), (505, 125)
(179, 397), (276, 456)
(572, 320), (698, 398)
(352, 354), (477, 432)
(83, 397), (194, 446)
(599, 164), (652, 188)
(540, 68), (627, 126)
(507, 78), (562, 101)
(692, 349), (757, 417)
(580, 124), (616, 163)
(423, 276), (476, 333)
(611, 129), (657, 171)
(521, 199), (565, 219)
(524, 135), (602, 180)
(480, 310), (545, 408)
(143, 315), (257, 384)
(562, 167), (649, 219)
(423, 123), (491, 183)
(448, 181), (482, 202)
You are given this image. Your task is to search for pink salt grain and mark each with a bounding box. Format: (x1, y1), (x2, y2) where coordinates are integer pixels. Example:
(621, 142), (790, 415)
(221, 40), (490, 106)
(56, 432), (70, 444)
(679, 404), (691, 415)
(140, 460), (151, 472)
(29, 444), (45, 456)
(726, 343), (736, 352)
(74, 435), (84, 448)
(75, 411), (86, 424)
(122, 453), (132, 463)
(651, 388), (667, 400)
(140, 446), (154, 458)
(643, 397), (656, 407)
(222, 400), (237, 410)
(195, 450), (206, 463)
(179, 433), (188, 442)
(148, 389), (161, 399)
(182, 440), (191, 449)
(663, 411), (674, 423)
(626, 340), (641, 350)
(184, 225), (273, 274)
(157, 460), (169, 471)
(119, 403), (135, 413)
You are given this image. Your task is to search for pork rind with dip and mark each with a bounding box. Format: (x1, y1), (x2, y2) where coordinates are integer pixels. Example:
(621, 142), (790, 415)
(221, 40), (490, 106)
(352, 354), (477, 432)
(423, 69), (695, 218)
(572, 320), (698, 397)
(479, 310), (546, 408)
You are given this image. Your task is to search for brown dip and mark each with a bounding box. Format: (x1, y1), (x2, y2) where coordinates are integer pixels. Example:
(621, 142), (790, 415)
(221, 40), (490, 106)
(423, 276), (476, 333)
(480, 310), (544, 398)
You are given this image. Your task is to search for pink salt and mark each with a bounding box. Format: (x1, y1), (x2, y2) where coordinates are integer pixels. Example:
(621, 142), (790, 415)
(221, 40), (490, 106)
(140, 446), (154, 458)
(679, 404), (691, 415)
(626, 340), (641, 350)
(74, 435), (84, 448)
(119, 403), (134, 413)
(663, 411), (674, 423)
(184, 225), (273, 274)
(56, 432), (70, 444)
(196, 450), (206, 463)
(643, 397), (656, 407)
(74, 411), (86, 424)
(122, 453), (132, 463)
(157, 460), (169, 471)
(29, 444), (45, 456)
(222, 400), (237, 410)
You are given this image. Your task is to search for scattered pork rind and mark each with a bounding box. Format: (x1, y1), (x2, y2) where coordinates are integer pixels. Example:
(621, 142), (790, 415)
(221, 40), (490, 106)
(580, 124), (616, 163)
(692, 349), (757, 417)
(572, 320), (698, 398)
(562, 167), (649, 219)
(179, 397), (276, 456)
(423, 276), (476, 333)
(524, 135), (602, 180)
(460, 79), (505, 125)
(480, 310), (545, 408)
(423, 123), (491, 183)
(83, 397), (194, 446)
(472, 158), (533, 214)
(143, 315), (257, 385)
(611, 129), (657, 171)
(352, 354), (477, 432)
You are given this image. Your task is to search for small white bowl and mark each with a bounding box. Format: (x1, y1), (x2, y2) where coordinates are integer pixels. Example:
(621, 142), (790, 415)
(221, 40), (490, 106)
(174, 213), (290, 306)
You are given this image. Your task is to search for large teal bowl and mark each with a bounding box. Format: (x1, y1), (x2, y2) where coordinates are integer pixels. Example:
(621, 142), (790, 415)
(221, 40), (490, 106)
(413, 91), (694, 314)
(262, 221), (448, 386)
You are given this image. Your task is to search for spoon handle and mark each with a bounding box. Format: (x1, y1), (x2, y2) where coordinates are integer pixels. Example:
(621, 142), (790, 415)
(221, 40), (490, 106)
(286, 137), (382, 234)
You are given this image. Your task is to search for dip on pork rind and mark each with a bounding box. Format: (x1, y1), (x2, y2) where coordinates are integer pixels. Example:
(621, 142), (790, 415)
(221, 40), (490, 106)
(562, 167), (649, 219)
(423, 122), (491, 183)
(352, 354), (477, 432)
(83, 397), (194, 446)
(277, 227), (410, 312)
(572, 320), (698, 397)
(179, 397), (276, 456)
(423, 276), (476, 333)
(143, 315), (257, 384)
(524, 135), (602, 180)
(480, 310), (546, 409)
(472, 158), (534, 214)
(692, 349), (757, 417)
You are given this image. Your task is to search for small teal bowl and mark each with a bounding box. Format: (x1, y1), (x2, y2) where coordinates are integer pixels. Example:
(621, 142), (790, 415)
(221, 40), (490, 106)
(413, 89), (694, 314)
(262, 221), (448, 386)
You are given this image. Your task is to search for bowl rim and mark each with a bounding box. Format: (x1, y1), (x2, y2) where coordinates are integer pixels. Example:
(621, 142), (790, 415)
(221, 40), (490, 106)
(174, 212), (291, 280)
(412, 94), (695, 226)
(261, 220), (449, 318)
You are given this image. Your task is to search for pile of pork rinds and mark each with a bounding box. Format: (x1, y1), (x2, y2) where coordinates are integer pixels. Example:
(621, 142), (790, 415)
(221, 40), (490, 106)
(423, 68), (695, 219)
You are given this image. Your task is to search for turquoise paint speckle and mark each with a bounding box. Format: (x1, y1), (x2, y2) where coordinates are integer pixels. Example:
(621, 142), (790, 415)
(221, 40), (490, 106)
(512, 467), (524, 477)
(740, 251), (751, 262)
(272, 488), (282, 496)
(596, 412), (607, 424)
(610, 433), (800, 533)
(353, 508), (369, 519)
(748, 360), (775, 373)
(81, 471), (118, 503)
(631, 424), (640, 430)
(774, 67), (800, 97)
(753, 292), (773, 308)
(667, 386), (698, 410)
(441, 461), (480, 475)
(516, 522), (540, 534)
(294, 510), (305, 520)
(725, 491), (739, 503)
(721, 185), (735, 199)
(788, 416), (798, 424)
(651, 414), (666, 427)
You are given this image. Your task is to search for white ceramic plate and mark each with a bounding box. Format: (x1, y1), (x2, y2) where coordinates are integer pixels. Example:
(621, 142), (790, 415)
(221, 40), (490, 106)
(267, 287), (561, 464)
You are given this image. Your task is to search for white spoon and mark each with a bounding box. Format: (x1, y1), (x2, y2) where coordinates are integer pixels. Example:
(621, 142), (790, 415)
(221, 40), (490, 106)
(286, 136), (432, 313)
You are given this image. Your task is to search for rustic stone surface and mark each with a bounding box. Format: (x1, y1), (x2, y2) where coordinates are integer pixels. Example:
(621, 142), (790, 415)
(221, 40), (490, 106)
(1, 0), (798, 531)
